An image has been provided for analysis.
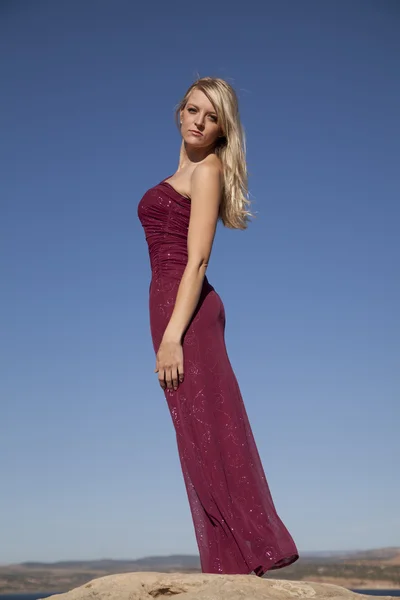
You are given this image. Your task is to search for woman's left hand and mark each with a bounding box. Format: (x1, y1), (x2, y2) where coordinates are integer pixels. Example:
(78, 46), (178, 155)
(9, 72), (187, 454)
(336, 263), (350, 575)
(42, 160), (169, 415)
(154, 335), (184, 391)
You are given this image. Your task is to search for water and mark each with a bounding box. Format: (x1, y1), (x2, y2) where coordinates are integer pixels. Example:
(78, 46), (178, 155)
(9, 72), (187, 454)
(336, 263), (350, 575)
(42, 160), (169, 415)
(352, 592), (400, 597)
(0, 595), (56, 600)
(1, 590), (400, 599)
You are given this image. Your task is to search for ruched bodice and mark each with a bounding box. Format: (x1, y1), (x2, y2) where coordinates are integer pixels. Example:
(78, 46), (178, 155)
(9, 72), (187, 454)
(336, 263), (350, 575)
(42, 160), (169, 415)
(137, 179), (299, 576)
(138, 180), (192, 282)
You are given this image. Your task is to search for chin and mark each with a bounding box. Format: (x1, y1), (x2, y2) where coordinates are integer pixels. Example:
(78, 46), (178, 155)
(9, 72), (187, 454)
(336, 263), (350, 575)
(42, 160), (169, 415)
(184, 137), (207, 147)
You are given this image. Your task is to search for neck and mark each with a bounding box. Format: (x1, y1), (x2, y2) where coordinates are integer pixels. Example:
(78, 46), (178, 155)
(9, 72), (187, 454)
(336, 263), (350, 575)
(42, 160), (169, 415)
(178, 140), (215, 170)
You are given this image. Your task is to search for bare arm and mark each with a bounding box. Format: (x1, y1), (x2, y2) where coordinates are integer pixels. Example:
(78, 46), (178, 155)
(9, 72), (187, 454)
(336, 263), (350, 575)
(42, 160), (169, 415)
(162, 161), (222, 344)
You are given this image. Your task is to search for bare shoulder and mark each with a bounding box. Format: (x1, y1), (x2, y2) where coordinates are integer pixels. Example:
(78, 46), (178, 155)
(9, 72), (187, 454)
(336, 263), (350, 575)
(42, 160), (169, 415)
(191, 155), (223, 188)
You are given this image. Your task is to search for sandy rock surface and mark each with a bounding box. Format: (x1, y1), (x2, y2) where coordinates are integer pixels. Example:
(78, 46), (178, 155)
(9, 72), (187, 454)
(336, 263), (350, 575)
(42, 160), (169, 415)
(39, 571), (394, 600)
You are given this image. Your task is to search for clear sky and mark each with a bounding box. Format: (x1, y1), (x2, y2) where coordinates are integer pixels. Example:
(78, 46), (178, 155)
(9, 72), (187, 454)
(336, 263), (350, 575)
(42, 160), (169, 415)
(1, 0), (399, 564)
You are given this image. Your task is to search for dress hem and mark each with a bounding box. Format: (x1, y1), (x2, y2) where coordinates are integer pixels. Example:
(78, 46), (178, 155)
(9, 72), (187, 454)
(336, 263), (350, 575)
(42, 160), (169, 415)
(251, 552), (299, 577)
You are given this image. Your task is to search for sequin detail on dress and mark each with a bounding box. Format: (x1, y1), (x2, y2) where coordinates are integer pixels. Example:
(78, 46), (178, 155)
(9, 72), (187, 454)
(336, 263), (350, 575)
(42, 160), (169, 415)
(137, 179), (299, 576)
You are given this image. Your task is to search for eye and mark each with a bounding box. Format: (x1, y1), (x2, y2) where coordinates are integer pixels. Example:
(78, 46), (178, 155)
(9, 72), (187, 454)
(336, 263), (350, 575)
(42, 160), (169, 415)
(187, 107), (196, 113)
(209, 115), (218, 122)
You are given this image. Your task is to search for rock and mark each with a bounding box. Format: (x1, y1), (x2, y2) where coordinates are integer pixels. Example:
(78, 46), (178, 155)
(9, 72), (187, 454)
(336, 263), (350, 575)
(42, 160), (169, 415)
(39, 571), (394, 600)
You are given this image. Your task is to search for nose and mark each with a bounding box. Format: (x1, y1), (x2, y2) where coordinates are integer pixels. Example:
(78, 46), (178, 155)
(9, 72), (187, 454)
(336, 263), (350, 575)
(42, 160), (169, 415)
(194, 113), (205, 131)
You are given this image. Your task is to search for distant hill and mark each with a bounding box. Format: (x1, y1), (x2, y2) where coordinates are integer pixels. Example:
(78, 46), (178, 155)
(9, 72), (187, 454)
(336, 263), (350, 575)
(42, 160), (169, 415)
(299, 547), (400, 563)
(18, 555), (201, 571)
(15, 547), (400, 570)
(339, 548), (400, 563)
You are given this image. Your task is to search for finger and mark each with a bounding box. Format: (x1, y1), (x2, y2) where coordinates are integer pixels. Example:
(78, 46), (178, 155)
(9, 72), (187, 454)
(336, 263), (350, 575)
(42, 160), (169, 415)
(158, 369), (166, 390)
(172, 367), (179, 390)
(166, 369), (174, 390)
(178, 363), (184, 383)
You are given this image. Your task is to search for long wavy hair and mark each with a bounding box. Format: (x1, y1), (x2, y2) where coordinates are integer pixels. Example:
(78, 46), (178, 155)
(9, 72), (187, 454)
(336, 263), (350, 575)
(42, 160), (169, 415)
(175, 77), (254, 230)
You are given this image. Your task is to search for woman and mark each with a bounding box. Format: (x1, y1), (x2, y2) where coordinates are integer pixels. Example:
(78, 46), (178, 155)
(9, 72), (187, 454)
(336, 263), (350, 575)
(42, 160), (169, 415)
(137, 77), (298, 576)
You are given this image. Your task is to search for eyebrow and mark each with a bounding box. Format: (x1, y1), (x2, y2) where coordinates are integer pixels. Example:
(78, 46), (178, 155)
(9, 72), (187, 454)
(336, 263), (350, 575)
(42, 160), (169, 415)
(187, 102), (217, 116)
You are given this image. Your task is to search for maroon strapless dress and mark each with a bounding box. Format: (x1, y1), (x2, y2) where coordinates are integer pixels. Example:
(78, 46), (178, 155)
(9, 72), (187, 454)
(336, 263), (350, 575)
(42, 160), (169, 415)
(137, 179), (299, 576)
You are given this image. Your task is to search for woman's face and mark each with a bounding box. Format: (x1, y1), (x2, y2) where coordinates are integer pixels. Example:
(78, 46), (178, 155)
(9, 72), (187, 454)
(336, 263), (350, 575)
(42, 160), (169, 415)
(180, 88), (222, 148)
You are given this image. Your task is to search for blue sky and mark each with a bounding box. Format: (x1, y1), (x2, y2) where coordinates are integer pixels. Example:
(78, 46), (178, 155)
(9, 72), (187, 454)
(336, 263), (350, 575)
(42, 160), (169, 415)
(1, 0), (399, 564)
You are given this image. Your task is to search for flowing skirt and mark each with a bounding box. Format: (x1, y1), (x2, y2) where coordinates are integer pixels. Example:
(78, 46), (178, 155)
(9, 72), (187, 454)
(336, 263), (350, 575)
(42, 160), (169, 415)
(149, 276), (299, 575)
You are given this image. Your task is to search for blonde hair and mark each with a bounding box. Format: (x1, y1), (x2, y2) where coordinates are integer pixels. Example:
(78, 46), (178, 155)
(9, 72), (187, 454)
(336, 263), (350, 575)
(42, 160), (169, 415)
(175, 77), (254, 230)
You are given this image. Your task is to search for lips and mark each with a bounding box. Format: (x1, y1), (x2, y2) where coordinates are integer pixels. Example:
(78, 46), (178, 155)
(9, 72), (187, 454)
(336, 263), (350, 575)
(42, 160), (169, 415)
(189, 130), (203, 136)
